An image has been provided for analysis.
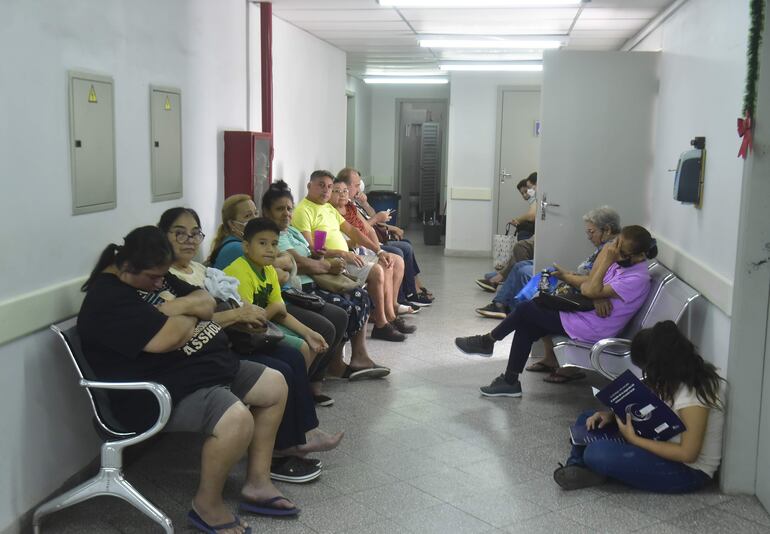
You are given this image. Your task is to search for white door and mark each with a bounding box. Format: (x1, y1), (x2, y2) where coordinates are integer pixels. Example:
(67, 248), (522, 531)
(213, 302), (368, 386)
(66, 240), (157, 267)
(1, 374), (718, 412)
(534, 51), (659, 270)
(495, 89), (541, 235)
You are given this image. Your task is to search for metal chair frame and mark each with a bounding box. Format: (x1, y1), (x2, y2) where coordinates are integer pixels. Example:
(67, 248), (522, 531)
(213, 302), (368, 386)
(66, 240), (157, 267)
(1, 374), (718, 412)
(552, 261), (700, 379)
(33, 323), (174, 533)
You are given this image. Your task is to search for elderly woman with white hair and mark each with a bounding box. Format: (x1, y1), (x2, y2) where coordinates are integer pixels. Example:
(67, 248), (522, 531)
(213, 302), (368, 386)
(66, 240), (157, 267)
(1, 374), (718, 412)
(475, 205), (622, 320)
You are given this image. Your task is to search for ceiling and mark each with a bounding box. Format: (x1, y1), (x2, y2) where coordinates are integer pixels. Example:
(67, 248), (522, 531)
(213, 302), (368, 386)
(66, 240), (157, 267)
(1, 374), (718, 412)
(269, 0), (675, 78)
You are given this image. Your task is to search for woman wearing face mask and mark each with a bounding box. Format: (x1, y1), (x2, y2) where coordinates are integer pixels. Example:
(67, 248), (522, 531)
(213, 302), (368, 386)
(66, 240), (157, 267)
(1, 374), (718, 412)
(455, 225), (657, 398)
(208, 194), (258, 271)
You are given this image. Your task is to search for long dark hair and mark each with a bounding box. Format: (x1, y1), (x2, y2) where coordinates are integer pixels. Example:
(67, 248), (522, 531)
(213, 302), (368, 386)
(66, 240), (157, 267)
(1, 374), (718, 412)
(630, 320), (724, 409)
(261, 179), (294, 213)
(82, 226), (174, 291)
(157, 207), (201, 233)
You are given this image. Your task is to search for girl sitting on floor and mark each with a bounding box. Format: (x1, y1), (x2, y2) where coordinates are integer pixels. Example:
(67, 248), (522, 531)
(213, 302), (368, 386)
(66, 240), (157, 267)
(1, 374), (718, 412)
(553, 320), (726, 493)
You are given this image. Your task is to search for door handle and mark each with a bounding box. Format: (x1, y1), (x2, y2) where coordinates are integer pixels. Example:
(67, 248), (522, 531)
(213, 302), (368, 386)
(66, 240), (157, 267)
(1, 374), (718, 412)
(540, 193), (560, 220)
(499, 169), (512, 183)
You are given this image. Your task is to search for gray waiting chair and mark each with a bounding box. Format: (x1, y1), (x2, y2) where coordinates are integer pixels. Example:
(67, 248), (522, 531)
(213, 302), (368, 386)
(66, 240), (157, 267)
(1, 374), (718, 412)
(33, 323), (174, 533)
(552, 261), (699, 379)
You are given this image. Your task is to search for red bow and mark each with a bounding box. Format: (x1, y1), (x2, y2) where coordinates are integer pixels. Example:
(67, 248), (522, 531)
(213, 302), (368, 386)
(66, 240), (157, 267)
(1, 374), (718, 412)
(738, 114), (753, 158)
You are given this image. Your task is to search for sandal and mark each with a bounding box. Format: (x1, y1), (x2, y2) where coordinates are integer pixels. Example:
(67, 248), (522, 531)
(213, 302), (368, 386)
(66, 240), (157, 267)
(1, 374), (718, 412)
(525, 360), (558, 373)
(543, 371), (587, 384)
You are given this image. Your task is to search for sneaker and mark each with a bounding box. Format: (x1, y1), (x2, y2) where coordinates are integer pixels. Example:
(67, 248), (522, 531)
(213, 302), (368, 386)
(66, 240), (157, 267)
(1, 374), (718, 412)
(455, 334), (494, 355)
(480, 374), (522, 397)
(371, 323), (406, 342)
(406, 292), (433, 307)
(270, 456), (322, 483)
(553, 464), (607, 490)
(313, 394), (334, 407)
(475, 279), (498, 292)
(475, 302), (509, 319)
(391, 317), (416, 334)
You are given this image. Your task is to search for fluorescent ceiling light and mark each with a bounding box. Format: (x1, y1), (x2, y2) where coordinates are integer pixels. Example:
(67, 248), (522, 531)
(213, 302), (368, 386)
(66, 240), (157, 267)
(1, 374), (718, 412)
(439, 53), (543, 61)
(365, 69), (445, 76)
(439, 63), (543, 71)
(379, 1), (581, 6)
(421, 38), (562, 49)
(364, 77), (449, 84)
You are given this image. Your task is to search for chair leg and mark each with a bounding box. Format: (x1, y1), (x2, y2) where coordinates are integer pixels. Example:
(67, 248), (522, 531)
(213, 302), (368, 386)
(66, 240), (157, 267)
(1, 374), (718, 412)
(32, 467), (173, 534)
(109, 470), (174, 533)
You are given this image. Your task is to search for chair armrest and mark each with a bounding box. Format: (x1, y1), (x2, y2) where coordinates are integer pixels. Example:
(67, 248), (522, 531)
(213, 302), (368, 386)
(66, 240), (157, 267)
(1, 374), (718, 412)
(79, 379), (172, 446)
(589, 338), (632, 380)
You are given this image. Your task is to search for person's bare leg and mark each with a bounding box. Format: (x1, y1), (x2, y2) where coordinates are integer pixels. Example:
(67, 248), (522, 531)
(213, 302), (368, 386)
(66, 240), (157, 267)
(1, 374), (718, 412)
(367, 264), (389, 327)
(326, 342), (348, 376)
(239, 369), (296, 510)
(295, 340), (315, 370)
(279, 427), (345, 456)
(193, 402), (253, 533)
(349, 328), (376, 368)
(383, 264), (397, 322)
(389, 254), (405, 313)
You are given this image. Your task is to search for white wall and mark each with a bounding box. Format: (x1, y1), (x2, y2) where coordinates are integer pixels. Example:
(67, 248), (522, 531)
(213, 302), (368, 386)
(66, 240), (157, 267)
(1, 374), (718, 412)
(271, 17), (347, 194)
(0, 0), (248, 530)
(346, 75), (372, 176)
(369, 84), (450, 188)
(444, 72), (541, 254)
(635, 0), (749, 372)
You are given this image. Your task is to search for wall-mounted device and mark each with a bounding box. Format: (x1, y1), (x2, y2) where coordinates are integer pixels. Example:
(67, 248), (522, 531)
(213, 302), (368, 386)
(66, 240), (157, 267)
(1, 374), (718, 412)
(673, 136), (706, 207)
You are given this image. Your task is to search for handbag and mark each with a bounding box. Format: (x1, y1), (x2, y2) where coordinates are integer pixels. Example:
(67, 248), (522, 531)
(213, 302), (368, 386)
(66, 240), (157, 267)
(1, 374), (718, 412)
(311, 272), (361, 293)
(214, 299), (285, 353)
(533, 291), (595, 312)
(281, 287), (326, 311)
(492, 223), (517, 270)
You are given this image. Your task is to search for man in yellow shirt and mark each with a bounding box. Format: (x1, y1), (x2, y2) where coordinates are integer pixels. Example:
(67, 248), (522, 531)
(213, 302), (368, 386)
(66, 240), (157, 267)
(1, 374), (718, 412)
(292, 170), (413, 345)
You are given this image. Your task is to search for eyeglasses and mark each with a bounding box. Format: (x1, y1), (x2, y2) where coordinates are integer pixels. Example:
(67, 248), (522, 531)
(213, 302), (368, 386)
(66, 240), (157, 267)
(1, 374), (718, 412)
(169, 230), (205, 244)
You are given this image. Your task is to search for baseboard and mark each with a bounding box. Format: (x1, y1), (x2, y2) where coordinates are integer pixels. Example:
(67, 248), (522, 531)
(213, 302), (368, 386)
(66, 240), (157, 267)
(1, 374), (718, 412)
(0, 276), (86, 347)
(654, 234), (733, 316)
(443, 248), (492, 258)
(3, 455), (100, 534)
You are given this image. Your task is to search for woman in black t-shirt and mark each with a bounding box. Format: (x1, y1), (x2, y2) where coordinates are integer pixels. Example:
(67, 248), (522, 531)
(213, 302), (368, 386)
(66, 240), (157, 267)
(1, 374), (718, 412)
(78, 226), (299, 532)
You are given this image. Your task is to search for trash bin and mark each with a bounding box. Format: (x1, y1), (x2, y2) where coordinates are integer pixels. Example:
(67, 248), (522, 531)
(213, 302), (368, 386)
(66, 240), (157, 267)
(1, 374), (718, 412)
(367, 191), (401, 226)
(424, 223), (442, 245)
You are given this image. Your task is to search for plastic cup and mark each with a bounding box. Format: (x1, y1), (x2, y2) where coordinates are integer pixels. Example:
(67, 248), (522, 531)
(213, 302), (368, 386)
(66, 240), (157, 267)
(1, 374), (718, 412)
(313, 230), (327, 251)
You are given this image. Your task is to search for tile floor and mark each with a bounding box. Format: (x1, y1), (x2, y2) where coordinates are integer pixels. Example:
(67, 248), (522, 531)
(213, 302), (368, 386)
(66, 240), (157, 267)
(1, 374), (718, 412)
(41, 234), (770, 533)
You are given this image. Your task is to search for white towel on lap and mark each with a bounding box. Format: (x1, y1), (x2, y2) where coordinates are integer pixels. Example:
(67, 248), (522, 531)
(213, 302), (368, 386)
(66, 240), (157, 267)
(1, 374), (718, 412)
(204, 267), (242, 305)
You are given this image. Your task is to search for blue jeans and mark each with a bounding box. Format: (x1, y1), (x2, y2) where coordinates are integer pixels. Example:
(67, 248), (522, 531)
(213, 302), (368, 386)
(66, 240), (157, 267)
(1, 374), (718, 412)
(493, 260), (533, 309)
(383, 239), (420, 300)
(567, 410), (711, 493)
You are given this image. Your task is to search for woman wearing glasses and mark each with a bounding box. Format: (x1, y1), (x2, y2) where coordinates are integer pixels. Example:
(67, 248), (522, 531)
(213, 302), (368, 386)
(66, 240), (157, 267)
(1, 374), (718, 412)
(158, 207), (344, 484)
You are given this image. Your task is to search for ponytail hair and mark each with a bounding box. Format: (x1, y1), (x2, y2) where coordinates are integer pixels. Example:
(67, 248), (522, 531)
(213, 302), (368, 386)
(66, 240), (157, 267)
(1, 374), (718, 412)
(261, 180), (294, 214)
(207, 194), (251, 265)
(620, 225), (658, 259)
(82, 226), (174, 291)
(630, 320), (724, 409)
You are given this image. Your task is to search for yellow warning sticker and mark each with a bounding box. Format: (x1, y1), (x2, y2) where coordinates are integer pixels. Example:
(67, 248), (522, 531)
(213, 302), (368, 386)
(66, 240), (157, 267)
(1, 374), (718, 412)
(164, 96), (172, 111)
(88, 85), (97, 103)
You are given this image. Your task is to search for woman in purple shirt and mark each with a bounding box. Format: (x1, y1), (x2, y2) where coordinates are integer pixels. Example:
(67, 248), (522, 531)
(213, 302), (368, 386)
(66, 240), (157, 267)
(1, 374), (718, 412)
(454, 225), (657, 398)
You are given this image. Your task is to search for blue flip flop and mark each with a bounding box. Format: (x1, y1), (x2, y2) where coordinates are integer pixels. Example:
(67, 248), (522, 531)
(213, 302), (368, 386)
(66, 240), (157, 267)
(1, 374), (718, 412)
(187, 509), (252, 533)
(238, 496), (300, 517)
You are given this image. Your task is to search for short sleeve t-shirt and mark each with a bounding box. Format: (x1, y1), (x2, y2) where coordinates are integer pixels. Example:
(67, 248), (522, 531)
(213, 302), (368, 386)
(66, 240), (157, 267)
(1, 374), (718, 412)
(77, 273), (239, 432)
(169, 261), (207, 288)
(278, 226), (313, 286)
(211, 236), (243, 271)
(224, 257), (283, 307)
(559, 261), (651, 343)
(668, 382), (726, 477)
(292, 197), (349, 252)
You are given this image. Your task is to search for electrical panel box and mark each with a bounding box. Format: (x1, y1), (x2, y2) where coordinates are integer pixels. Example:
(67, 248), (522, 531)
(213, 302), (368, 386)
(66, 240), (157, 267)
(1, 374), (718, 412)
(68, 72), (117, 215)
(150, 86), (183, 202)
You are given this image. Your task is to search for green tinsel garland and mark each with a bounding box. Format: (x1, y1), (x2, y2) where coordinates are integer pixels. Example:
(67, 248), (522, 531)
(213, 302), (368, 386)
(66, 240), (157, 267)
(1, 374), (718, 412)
(744, 0), (766, 117)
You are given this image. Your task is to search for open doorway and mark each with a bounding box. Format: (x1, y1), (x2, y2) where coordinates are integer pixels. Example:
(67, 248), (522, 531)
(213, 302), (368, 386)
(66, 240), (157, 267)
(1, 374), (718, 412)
(395, 99), (448, 230)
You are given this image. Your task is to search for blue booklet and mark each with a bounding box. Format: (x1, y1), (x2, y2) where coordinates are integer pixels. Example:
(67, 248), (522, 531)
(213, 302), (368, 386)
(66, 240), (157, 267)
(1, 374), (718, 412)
(594, 370), (686, 441)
